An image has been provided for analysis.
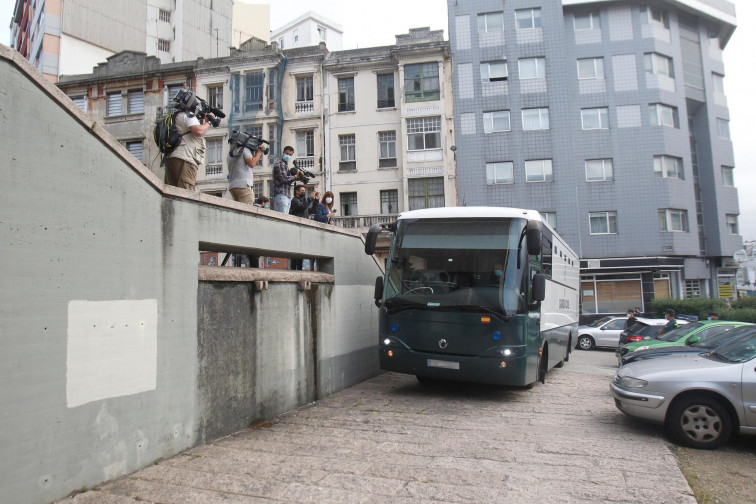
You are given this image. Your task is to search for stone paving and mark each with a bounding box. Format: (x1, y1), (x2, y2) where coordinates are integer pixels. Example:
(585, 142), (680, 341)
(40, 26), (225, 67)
(58, 350), (696, 503)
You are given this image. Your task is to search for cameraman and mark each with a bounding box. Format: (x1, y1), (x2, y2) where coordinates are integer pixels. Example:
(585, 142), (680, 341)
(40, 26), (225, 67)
(166, 90), (217, 191)
(289, 182), (315, 219)
(227, 132), (264, 204)
(272, 146), (299, 213)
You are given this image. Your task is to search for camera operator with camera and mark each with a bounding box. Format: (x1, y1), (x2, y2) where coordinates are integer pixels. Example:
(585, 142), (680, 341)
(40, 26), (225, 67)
(227, 130), (265, 204)
(166, 89), (221, 191)
(272, 146), (300, 213)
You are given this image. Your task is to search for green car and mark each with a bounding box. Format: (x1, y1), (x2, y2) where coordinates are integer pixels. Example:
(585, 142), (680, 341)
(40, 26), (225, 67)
(618, 320), (750, 366)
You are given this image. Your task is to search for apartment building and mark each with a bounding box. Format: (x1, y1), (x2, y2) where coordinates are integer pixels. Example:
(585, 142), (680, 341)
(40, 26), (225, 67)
(271, 11), (343, 51)
(448, 0), (740, 315)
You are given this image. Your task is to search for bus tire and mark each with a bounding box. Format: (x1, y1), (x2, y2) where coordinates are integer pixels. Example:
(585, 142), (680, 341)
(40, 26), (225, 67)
(564, 337), (571, 361)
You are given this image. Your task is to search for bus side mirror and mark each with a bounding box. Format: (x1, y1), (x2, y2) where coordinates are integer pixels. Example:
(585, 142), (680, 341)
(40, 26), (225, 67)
(532, 273), (546, 302)
(365, 224), (381, 255)
(374, 276), (384, 307)
(526, 221), (542, 256)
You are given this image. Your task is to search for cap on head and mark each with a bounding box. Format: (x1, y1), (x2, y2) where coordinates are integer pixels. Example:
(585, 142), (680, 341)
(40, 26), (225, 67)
(627, 309), (634, 315)
(665, 308), (675, 317)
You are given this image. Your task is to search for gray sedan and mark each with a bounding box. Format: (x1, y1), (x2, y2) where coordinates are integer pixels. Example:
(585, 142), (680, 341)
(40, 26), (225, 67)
(610, 332), (756, 449)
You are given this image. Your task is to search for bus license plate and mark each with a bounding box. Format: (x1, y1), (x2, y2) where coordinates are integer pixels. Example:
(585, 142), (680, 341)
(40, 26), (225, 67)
(427, 359), (459, 370)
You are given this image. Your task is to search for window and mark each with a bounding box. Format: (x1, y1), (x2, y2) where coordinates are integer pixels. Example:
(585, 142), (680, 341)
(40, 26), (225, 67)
(70, 95), (86, 111)
(645, 53), (674, 77)
(647, 6), (670, 28)
(340, 192), (357, 216)
(253, 181), (264, 198)
(522, 108), (549, 130)
(407, 117), (441, 151)
(404, 63), (440, 102)
(712, 73), (725, 94)
(380, 190), (398, 214)
(654, 155), (684, 179)
(585, 159), (613, 182)
(378, 131), (397, 168)
(577, 58), (604, 79)
(159, 9), (171, 22)
(658, 209), (689, 232)
(480, 61), (508, 82)
(158, 39), (170, 52)
(208, 85), (223, 109)
(339, 135), (356, 171)
(127, 90), (144, 114)
(649, 103), (679, 128)
(726, 215), (739, 235)
(268, 124), (279, 160)
(408, 177), (445, 210)
(518, 58), (546, 80)
(206, 138), (223, 176)
(486, 162), (514, 185)
(231, 74), (241, 113)
(685, 280), (702, 298)
(722, 166), (734, 187)
(581, 107), (609, 130)
(318, 27), (327, 41)
(377, 73), (395, 108)
(126, 141), (143, 162)
(483, 111), (511, 133)
(541, 212), (557, 229)
(337, 77), (355, 112)
(268, 68), (279, 104)
(107, 92), (122, 116)
(296, 76), (313, 102)
(574, 11), (600, 30)
(245, 71), (264, 111)
(590, 211), (618, 234)
(717, 118), (730, 139)
(278, 38), (284, 49)
(295, 130), (315, 157)
(477, 11), (503, 33)
(293, 30), (299, 43)
(516, 8), (542, 30)
(525, 159), (553, 182)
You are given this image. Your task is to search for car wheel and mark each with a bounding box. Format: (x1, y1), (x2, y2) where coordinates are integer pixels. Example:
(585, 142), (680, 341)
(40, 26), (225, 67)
(667, 395), (733, 450)
(577, 335), (594, 350)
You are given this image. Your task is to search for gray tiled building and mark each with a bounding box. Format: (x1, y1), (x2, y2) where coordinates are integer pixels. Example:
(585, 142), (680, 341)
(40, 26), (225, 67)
(448, 0), (741, 316)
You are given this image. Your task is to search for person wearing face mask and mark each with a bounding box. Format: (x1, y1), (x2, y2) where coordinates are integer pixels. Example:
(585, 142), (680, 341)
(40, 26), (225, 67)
(488, 263), (504, 285)
(272, 146), (300, 213)
(315, 191), (337, 224)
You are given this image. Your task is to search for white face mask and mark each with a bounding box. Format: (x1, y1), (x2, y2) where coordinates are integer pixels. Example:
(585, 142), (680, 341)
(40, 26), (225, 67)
(325, 197), (333, 204)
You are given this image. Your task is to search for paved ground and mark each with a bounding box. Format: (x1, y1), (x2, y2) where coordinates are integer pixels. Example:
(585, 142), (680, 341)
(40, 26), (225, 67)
(59, 350), (696, 504)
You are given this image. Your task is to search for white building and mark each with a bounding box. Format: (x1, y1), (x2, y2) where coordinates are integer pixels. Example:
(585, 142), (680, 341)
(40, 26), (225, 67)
(271, 11), (343, 51)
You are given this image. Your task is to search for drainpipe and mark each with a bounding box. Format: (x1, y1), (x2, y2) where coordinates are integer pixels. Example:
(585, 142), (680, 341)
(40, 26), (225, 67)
(321, 58), (331, 191)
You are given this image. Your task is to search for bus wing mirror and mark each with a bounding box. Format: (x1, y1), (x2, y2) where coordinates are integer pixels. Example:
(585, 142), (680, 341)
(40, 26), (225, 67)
(526, 221), (542, 256)
(365, 224), (382, 255)
(374, 276), (384, 307)
(532, 273), (547, 302)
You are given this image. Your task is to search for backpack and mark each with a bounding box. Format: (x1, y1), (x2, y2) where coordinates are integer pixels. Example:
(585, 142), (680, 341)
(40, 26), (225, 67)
(153, 111), (190, 165)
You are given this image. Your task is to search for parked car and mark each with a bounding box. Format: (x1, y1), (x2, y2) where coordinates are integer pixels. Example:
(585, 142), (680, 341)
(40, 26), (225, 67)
(621, 324), (756, 365)
(616, 319), (674, 349)
(618, 321), (750, 365)
(611, 331), (756, 449)
(577, 316), (665, 350)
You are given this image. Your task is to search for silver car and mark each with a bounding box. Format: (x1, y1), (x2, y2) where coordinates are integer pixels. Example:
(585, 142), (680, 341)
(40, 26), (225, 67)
(610, 331), (756, 449)
(576, 316), (666, 350)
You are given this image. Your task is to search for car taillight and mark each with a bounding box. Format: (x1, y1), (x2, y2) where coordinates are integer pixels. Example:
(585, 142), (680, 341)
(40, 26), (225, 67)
(627, 336), (643, 342)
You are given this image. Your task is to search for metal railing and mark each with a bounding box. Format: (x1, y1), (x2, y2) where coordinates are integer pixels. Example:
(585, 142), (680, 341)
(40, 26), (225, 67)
(333, 214), (399, 229)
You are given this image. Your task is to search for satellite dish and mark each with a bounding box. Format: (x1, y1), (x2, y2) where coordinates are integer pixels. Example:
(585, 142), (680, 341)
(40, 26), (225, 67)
(733, 249), (747, 262)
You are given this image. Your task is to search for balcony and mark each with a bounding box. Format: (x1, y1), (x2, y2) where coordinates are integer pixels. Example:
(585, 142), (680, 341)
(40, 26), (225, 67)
(295, 101), (314, 114)
(295, 157), (315, 171)
(333, 214), (398, 230)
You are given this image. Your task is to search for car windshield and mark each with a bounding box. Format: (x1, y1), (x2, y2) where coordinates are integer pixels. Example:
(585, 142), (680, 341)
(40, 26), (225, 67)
(707, 332), (756, 363)
(693, 326), (756, 348)
(588, 316), (613, 328)
(383, 217), (529, 317)
(633, 324), (661, 336)
(656, 322), (702, 342)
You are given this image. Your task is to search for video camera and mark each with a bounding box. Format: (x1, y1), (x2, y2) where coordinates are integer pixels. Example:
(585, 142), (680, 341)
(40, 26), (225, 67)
(228, 130), (270, 157)
(173, 89), (225, 128)
(289, 160), (316, 185)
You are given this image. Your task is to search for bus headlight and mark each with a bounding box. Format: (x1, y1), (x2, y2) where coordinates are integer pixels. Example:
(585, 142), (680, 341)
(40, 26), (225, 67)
(383, 338), (391, 346)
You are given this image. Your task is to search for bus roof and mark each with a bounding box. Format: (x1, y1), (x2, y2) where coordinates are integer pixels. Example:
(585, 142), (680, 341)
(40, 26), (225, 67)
(398, 206), (543, 221)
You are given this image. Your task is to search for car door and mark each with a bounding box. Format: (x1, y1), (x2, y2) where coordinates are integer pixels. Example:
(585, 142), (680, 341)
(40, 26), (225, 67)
(743, 356), (756, 427)
(598, 318), (626, 347)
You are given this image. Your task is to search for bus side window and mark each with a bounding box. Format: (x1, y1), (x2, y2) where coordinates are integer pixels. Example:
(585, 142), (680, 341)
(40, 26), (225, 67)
(541, 236), (552, 278)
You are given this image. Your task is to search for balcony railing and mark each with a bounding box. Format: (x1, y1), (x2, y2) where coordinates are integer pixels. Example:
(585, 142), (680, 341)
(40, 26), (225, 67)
(333, 214), (399, 230)
(295, 101), (314, 114)
(295, 157), (315, 170)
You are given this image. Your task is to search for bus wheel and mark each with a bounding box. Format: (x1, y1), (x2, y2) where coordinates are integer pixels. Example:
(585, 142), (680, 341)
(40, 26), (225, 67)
(564, 338), (571, 362)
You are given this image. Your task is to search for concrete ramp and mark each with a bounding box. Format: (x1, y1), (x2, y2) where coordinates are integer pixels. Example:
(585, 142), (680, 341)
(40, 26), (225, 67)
(0, 45), (382, 504)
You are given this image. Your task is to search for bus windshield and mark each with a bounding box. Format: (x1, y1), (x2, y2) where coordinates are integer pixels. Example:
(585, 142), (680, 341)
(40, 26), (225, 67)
(383, 218), (529, 318)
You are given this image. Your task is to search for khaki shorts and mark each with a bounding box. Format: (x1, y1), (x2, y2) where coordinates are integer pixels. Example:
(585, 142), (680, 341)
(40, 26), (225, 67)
(166, 158), (198, 190)
(230, 186), (255, 205)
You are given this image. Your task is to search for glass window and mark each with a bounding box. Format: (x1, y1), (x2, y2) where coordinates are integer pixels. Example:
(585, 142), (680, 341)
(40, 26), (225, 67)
(380, 190), (398, 214)
(486, 162), (514, 185)
(158, 39), (170, 52)
(253, 181), (264, 198)
(128, 90), (144, 114)
(658, 209), (689, 232)
(525, 159), (553, 182)
(338, 77), (355, 112)
(206, 138), (223, 175)
(685, 279), (702, 298)
(407, 117), (441, 151)
(480, 61), (508, 82)
(377, 73), (395, 108)
(522, 108), (549, 130)
(483, 111), (511, 133)
(717, 118), (730, 139)
(726, 214), (739, 235)
(379, 131), (397, 168)
(654, 155), (683, 179)
(107, 92), (122, 116)
(589, 211), (618, 234)
(518, 58), (546, 80)
(722, 166), (734, 187)
(541, 212), (557, 229)
(245, 71), (264, 111)
(585, 159), (613, 182)
(577, 58), (604, 79)
(295, 130), (315, 157)
(268, 124), (279, 160)
(408, 177), (445, 210)
(207, 85), (223, 109)
(404, 63), (440, 102)
(645, 53), (674, 77)
(648, 7), (670, 28)
(340, 192), (357, 216)
(296, 76), (314, 102)
(231, 74), (240, 113)
(70, 95), (86, 111)
(159, 9), (171, 22)
(649, 103), (679, 128)
(267, 68), (279, 103)
(712, 73), (725, 94)
(126, 141), (143, 162)
(339, 135), (356, 171)
(574, 11), (600, 30)
(516, 8), (542, 30)
(477, 11), (504, 33)
(581, 107), (609, 130)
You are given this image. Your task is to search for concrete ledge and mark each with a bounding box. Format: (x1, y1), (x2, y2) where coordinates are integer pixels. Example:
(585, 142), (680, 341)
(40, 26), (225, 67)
(198, 265), (334, 283)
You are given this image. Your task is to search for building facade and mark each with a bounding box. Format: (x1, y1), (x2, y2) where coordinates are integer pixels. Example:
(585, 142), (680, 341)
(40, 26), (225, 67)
(448, 0), (741, 316)
(271, 11), (343, 51)
(10, 0), (233, 82)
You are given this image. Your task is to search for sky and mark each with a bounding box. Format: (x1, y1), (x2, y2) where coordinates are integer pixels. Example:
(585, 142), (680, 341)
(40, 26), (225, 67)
(1, 0), (753, 242)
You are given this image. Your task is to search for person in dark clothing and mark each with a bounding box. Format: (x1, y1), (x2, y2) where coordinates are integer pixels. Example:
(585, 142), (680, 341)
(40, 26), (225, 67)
(625, 309), (637, 331)
(658, 308), (679, 335)
(289, 183), (314, 219)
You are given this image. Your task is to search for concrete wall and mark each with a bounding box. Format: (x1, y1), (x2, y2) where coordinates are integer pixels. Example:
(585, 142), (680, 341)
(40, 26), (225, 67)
(0, 45), (382, 504)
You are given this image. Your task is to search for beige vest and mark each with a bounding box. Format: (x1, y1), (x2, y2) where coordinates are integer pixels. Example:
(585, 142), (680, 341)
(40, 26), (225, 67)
(169, 112), (206, 167)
